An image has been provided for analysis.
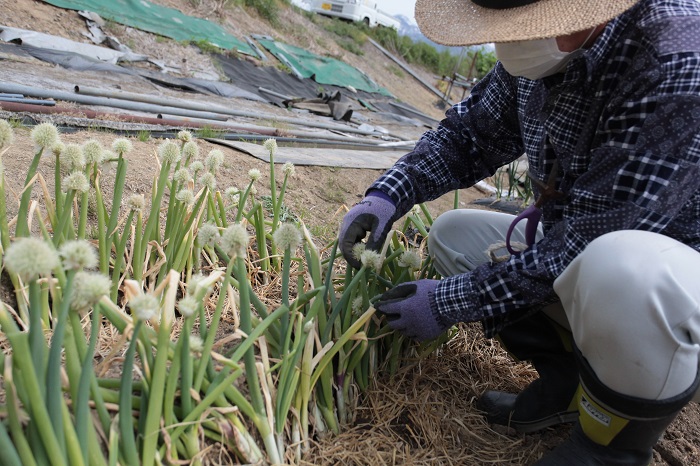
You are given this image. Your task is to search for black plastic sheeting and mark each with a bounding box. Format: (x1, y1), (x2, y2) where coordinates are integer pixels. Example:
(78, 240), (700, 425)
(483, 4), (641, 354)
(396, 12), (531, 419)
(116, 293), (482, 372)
(214, 55), (437, 126)
(1, 42), (439, 127)
(3, 42), (139, 75)
(0, 41), (38, 59)
(216, 55), (344, 104)
(0, 42), (265, 102)
(130, 68), (266, 102)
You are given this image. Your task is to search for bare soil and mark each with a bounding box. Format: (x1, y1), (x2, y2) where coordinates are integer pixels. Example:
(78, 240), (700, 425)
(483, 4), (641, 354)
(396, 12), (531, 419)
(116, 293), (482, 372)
(1, 1), (699, 465)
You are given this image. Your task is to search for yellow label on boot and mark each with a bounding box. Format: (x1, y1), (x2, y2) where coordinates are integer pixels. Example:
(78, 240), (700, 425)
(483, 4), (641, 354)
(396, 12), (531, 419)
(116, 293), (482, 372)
(577, 386), (629, 446)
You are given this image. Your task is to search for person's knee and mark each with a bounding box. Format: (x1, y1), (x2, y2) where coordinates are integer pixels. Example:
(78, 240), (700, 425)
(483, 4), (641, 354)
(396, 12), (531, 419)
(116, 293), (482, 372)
(428, 209), (479, 261)
(556, 230), (696, 307)
(430, 210), (472, 241)
(555, 230), (700, 399)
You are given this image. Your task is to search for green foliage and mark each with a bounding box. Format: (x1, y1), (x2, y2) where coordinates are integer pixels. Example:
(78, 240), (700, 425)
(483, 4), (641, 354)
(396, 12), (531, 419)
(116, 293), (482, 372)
(244, 0), (280, 24)
(187, 39), (221, 54)
(366, 25), (497, 80)
(319, 17), (368, 54)
(309, 11), (496, 77)
(337, 38), (365, 56)
(387, 64), (405, 78)
(493, 159), (534, 205)
(8, 117), (25, 129)
(315, 36), (328, 49)
(476, 50), (498, 77)
(195, 126), (226, 139)
(275, 62), (292, 74)
(137, 130), (150, 142)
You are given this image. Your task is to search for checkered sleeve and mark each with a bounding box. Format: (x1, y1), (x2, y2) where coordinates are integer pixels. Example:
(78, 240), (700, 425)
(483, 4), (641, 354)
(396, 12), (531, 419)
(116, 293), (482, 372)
(434, 43), (700, 337)
(369, 64), (526, 217)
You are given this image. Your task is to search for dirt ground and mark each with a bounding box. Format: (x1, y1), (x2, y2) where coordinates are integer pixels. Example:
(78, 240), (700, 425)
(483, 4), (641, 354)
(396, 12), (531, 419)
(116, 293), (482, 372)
(1, 1), (699, 465)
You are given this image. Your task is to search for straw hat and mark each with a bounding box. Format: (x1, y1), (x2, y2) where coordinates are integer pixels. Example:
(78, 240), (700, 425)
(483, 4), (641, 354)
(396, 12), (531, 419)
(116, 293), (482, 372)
(415, 0), (641, 46)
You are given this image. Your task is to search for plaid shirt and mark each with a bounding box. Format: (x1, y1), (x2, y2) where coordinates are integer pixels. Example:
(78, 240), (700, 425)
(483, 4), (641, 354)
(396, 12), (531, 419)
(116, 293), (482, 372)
(370, 0), (700, 337)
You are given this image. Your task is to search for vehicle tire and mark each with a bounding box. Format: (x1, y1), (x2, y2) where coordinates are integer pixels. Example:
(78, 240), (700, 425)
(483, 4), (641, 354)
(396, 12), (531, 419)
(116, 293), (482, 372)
(363, 17), (370, 27)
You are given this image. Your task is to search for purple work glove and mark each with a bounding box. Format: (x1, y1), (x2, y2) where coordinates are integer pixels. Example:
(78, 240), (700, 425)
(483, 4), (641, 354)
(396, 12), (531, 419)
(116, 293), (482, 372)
(339, 191), (397, 269)
(375, 279), (446, 341)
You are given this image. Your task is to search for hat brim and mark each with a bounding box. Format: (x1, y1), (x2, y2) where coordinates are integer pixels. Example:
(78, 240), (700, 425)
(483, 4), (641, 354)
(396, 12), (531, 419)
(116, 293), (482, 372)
(415, 0), (640, 46)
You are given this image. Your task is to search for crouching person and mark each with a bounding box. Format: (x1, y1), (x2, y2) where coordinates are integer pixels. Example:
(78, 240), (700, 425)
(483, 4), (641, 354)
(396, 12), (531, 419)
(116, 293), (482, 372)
(338, 0), (700, 463)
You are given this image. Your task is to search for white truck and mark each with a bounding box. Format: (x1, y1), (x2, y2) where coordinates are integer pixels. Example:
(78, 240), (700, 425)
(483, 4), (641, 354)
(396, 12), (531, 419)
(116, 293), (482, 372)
(311, 0), (400, 29)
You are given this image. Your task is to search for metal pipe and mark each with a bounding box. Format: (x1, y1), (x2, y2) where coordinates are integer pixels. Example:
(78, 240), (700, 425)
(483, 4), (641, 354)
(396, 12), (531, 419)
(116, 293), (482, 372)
(158, 113), (404, 146)
(245, 36), (268, 61)
(205, 135), (408, 151)
(73, 85), (383, 136)
(157, 114), (277, 135)
(389, 101), (439, 125)
(258, 87), (294, 101)
(277, 53), (305, 80)
(0, 101), (413, 150)
(368, 38), (451, 105)
(0, 83), (229, 121)
(0, 100), (229, 128)
(0, 97), (56, 106)
(157, 114), (230, 126)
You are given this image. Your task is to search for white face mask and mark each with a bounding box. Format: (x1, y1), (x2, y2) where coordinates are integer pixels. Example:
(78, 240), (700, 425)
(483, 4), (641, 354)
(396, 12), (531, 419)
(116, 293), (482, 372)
(494, 28), (597, 80)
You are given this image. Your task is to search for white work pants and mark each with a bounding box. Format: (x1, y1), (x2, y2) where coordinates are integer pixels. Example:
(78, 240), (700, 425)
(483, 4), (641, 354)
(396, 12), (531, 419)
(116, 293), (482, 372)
(428, 209), (700, 401)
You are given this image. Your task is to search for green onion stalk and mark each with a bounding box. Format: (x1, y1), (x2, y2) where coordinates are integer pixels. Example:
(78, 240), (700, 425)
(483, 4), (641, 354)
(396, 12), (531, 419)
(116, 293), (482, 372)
(215, 191), (228, 228)
(310, 306), (376, 421)
(3, 355), (35, 466)
(168, 305), (291, 462)
(110, 210), (135, 301)
(137, 270), (179, 466)
(75, 302), (103, 465)
(28, 279), (48, 398)
(253, 202), (271, 275)
(165, 272), (221, 462)
(192, 260), (237, 392)
(0, 148), (11, 253)
(296, 290), (327, 450)
(138, 157), (174, 286)
(273, 299), (312, 449)
(299, 225), (340, 434)
(95, 181), (110, 275)
(178, 315), (195, 415)
(0, 304), (66, 466)
(17, 129), (54, 237)
(76, 184), (89, 241)
(105, 158), (127, 246)
(232, 234), (282, 464)
(119, 320), (143, 466)
(235, 179), (256, 223)
(272, 165), (294, 234)
(54, 149), (63, 224)
(264, 139), (281, 269)
(131, 203), (145, 283)
(169, 191), (208, 275)
(46, 269), (76, 450)
(53, 183), (81, 246)
(160, 164), (185, 257)
(266, 139), (278, 223)
(0, 149), (29, 317)
(108, 418), (119, 466)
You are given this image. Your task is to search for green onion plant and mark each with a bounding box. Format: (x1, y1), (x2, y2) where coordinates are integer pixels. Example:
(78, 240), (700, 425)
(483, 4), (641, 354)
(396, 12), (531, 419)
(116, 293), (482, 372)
(0, 122), (456, 464)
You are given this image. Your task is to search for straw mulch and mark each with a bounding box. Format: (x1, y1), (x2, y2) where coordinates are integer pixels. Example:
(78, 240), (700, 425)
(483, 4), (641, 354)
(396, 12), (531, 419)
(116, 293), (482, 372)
(303, 323), (570, 466)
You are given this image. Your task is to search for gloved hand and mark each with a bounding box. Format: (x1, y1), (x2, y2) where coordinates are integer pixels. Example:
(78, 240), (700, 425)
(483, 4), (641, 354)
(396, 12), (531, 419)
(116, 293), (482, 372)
(375, 279), (446, 341)
(339, 191), (397, 269)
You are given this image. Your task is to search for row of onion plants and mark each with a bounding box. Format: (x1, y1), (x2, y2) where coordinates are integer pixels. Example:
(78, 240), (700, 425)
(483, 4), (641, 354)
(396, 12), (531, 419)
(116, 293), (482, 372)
(0, 119), (448, 465)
